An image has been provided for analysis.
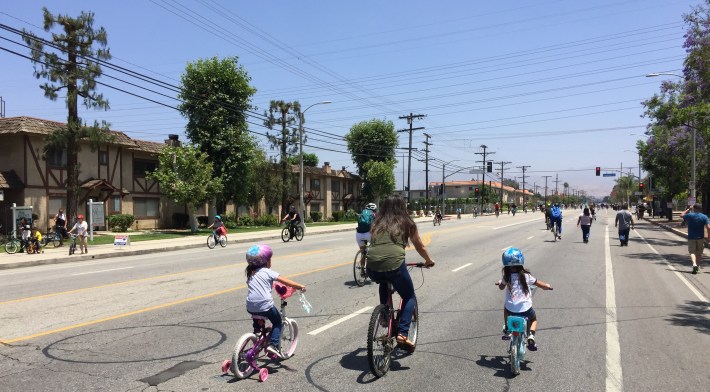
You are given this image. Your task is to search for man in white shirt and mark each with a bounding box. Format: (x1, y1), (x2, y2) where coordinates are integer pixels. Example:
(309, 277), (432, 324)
(68, 214), (89, 254)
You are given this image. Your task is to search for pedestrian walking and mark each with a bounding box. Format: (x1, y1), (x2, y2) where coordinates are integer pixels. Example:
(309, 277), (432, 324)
(614, 204), (634, 246)
(680, 203), (710, 274)
(577, 207), (593, 243)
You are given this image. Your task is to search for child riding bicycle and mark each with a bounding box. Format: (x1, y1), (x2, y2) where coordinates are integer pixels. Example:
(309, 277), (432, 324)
(245, 244), (306, 359)
(207, 215), (227, 242)
(496, 248), (553, 351)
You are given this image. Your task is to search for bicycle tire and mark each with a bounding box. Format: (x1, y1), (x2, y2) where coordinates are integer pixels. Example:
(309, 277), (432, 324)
(295, 226), (304, 241)
(219, 235), (227, 247)
(4, 240), (19, 254)
(52, 234), (61, 248)
(367, 304), (392, 378)
(280, 318), (299, 359)
(231, 333), (258, 379)
(69, 242), (76, 255)
(281, 228), (290, 242)
(353, 250), (367, 287)
(207, 235), (216, 249)
(510, 337), (520, 376)
(407, 299), (419, 352)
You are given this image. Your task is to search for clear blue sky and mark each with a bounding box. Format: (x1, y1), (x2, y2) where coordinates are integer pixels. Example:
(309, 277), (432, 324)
(0, 0), (697, 197)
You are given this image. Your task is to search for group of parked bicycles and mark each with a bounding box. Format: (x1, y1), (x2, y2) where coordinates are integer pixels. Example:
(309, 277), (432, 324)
(1, 224), (77, 255)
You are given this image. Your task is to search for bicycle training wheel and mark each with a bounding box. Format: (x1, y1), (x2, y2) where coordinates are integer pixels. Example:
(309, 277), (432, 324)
(231, 333), (258, 379)
(219, 235), (227, 247)
(295, 226), (304, 241)
(207, 235), (216, 249)
(280, 318), (299, 359)
(367, 304), (392, 378)
(281, 228), (290, 242)
(510, 338), (520, 376)
(353, 250), (368, 287)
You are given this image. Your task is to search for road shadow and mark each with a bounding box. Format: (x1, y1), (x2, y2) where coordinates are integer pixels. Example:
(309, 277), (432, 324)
(666, 300), (710, 335)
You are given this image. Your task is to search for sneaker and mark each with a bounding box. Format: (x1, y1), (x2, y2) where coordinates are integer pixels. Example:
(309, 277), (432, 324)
(527, 335), (537, 351)
(501, 324), (511, 340)
(266, 345), (283, 359)
(692, 265), (699, 275)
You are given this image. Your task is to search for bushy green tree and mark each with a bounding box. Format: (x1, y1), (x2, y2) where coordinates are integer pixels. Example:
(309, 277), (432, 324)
(345, 119), (398, 200)
(363, 160), (396, 204)
(287, 152), (319, 167)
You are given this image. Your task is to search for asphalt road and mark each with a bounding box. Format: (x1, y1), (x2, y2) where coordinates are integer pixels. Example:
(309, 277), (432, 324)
(0, 210), (708, 391)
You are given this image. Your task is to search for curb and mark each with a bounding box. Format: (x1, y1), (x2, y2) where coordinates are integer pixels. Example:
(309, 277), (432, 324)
(0, 226), (355, 271)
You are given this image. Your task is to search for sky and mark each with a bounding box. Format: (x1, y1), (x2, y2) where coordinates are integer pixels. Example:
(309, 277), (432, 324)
(0, 0), (698, 198)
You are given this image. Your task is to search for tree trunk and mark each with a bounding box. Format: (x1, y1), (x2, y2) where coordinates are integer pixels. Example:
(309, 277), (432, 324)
(66, 42), (80, 221)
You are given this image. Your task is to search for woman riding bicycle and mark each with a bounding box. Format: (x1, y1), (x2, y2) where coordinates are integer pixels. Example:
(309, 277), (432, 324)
(366, 195), (435, 351)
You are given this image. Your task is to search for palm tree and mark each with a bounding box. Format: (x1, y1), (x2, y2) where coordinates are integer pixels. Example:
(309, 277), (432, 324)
(615, 175), (637, 207)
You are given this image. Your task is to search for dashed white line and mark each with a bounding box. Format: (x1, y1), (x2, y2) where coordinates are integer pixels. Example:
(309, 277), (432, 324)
(501, 246), (511, 252)
(452, 263), (472, 272)
(308, 306), (373, 336)
(71, 267), (134, 276)
(527, 236), (534, 240)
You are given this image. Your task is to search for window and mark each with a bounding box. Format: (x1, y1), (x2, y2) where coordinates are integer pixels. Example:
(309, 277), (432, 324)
(469, 186), (473, 191)
(332, 202), (341, 211)
(109, 195), (121, 214)
(133, 160), (158, 177)
(99, 151), (109, 165)
(331, 180), (340, 193)
(348, 182), (354, 194)
(310, 203), (321, 212)
(134, 197), (159, 217)
(310, 179), (320, 192)
(47, 148), (67, 168)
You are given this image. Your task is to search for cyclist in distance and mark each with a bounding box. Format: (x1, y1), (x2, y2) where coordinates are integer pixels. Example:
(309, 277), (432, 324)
(550, 203), (563, 239)
(495, 202), (501, 217)
(207, 214), (226, 243)
(496, 248), (553, 351)
(434, 207), (443, 224)
(366, 195), (435, 351)
(356, 203), (377, 251)
(281, 206), (302, 240)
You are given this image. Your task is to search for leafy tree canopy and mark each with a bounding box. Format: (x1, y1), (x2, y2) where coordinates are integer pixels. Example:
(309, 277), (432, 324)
(287, 152), (319, 167)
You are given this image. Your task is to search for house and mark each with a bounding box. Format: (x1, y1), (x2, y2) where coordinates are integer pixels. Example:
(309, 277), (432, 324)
(285, 162), (364, 219)
(0, 116), (181, 231)
(429, 179), (535, 205)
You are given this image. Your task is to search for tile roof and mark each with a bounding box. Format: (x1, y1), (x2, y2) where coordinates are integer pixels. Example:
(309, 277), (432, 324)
(0, 116), (164, 153)
(429, 179), (534, 195)
(0, 170), (24, 189)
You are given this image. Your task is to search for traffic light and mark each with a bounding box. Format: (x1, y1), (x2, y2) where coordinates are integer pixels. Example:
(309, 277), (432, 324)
(487, 161), (493, 173)
(475, 187), (480, 195)
(639, 183), (645, 191)
(595, 167), (601, 176)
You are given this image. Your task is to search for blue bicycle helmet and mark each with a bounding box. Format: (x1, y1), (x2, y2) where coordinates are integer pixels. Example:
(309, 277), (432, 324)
(502, 247), (525, 267)
(215, 215), (222, 221)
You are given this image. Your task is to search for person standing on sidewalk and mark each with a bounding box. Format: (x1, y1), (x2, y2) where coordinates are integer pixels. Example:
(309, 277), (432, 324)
(614, 204), (634, 246)
(68, 214), (89, 254)
(680, 203), (710, 274)
(53, 208), (68, 246)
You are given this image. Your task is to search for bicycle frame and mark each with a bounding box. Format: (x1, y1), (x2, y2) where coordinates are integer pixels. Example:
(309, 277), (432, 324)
(506, 315), (528, 375)
(382, 262), (423, 348)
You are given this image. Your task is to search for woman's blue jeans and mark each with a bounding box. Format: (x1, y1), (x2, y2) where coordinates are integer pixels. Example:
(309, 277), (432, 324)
(366, 262), (416, 337)
(581, 224), (591, 241)
(249, 306), (281, 348)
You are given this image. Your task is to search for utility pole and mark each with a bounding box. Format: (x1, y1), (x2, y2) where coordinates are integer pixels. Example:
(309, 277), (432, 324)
(518, 165), (531, 211)
(542, 175), (552, 205)
(495, 161), (512, 203)
(554, 173), (560, 197)
(398, 113), (426, 204)
(423, 132), (432, 209)
(475, 145), (494, 214)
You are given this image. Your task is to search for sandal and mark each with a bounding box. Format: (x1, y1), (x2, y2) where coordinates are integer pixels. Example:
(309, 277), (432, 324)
(396, 334), (415, 351)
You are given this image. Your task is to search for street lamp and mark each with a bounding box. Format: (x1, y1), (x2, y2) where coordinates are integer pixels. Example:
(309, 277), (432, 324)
(299, 101), (332, 222)
(646, 72), (697, 200)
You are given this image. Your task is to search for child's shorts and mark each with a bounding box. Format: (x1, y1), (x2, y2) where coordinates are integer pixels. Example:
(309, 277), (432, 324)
(506, 307), (537, 321)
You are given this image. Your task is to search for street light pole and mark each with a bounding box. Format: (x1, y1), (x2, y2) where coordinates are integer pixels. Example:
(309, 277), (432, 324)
(299, 101), (331, 221)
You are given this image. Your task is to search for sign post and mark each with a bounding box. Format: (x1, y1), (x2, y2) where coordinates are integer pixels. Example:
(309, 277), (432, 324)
(87, 199), (105, 242)
(10, 203), (33, 237)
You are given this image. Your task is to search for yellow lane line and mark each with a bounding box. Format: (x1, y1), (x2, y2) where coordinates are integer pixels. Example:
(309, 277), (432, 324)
(0, 249), (330, 306)
(0, 260), (352, 344)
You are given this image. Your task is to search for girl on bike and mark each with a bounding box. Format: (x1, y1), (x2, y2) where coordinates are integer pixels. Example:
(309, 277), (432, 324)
(245, 244), (306, 359)
(207, 215), (226, 243)
(366, 195), (435, 351)
(496, 248), (553, 351)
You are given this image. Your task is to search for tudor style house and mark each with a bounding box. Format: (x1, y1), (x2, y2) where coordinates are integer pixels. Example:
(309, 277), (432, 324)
(0, 116), (365, 230)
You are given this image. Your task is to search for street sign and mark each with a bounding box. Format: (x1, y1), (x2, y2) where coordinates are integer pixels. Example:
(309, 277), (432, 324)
(688, 197), (696, 206)
(469, 169), (484, 175)
(634, 191), (643, 196)
(602, 173), (616, 177)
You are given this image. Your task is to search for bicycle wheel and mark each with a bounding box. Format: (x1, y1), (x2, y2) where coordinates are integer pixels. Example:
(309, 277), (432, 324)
(69, 242), (75, 255)
(353, 250), (367, 287)
(231, 333), (258, 379)
(510, 337), (521, 376)
(281, 228), (290, 242)
(407, 299), (419, 352)
(207, 235), (216, 249)
(367, 304), (393, 378)
(52, 233), (61, 248)
(295, 226), (304, 241)
(280, 318), (299, 359)
(4, 240), (19, 254)
(219, 235), (227, 247)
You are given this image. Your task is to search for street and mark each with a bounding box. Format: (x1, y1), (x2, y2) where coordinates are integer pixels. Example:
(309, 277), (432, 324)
(1, 211), (708, 391)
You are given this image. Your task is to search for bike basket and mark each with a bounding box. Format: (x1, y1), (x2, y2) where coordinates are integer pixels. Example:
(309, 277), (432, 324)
(273, 282), (295, 299)
(507, 316), (527, 334)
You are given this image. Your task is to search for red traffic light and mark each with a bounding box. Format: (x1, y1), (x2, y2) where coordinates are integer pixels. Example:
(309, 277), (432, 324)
(639, 183), (645, 191)
(475, 187), (480, 194)
(595, 167), (601, 176)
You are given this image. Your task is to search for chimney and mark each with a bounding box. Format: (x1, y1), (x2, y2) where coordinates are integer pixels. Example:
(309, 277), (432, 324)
(165, 134), (181, 147)
(323, 161), (331, 174)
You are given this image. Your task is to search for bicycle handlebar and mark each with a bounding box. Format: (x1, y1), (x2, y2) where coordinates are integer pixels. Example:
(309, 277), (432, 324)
(406, 262), (426, 268)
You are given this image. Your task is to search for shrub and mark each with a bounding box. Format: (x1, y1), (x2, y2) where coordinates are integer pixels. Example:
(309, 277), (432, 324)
(255, 214), (279, 226)
(237, 215), (254, 226)
(344, 209), (359, 221)
(332, 211), (345, 222)
(108, 214), (135, 232)
(310, 211), (323, 222)
(197, 215), (209, 228)
(172, 213), (189, 229)
(224, 220), (237, 229)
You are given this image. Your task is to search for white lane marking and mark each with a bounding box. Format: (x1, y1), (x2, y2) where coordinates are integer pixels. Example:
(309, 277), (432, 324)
(71, 267), (134, 276)
(501, 246), (511, 252)
(605, 227), (623, 392)
(308, 306), (373, 336)
(636, 231), (710, 308)
(492, 219), (539, 230)
(452, 263), (472, 272)
(527, 236), (534, 240)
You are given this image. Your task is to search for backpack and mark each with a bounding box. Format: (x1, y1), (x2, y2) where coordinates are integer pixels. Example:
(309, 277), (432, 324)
(357, 209), (374, 232)
(551, 206), (562, 218)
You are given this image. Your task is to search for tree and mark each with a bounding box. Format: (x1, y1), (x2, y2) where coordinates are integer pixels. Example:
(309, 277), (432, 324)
(247, 150), (285, 215)
(22, 8), (113, 219)
(178, 57), (258, 210)
(287, 152), (318, 167)
(613, 175), (638, 207)
(264, 100), (302, 213)
(148, 145), (223, 232)
(345, 119), (398, 200)
(363, 160), (396, 204)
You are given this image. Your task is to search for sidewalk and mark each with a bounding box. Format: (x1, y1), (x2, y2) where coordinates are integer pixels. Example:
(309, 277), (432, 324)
(0, 216), (435, 270)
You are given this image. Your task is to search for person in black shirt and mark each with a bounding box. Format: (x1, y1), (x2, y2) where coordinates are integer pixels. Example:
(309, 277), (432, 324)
(281, 206), (302, 239)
